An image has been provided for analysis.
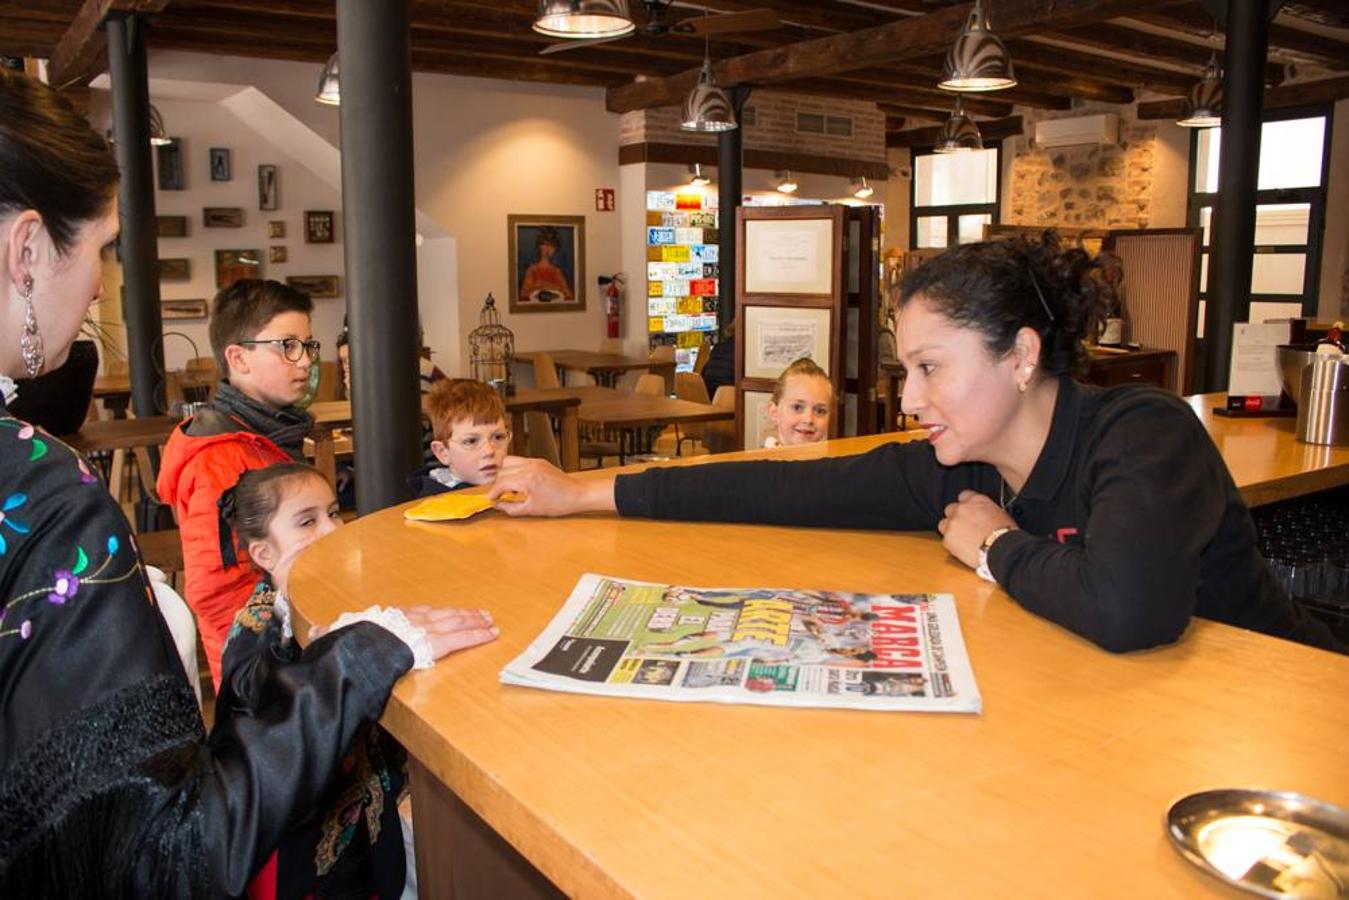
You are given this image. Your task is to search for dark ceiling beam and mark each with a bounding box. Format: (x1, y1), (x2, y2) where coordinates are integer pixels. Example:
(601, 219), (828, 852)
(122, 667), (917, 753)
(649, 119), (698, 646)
(1044, 22), (1285, 84)
(880, 104), (951, 124)
(1004, 38), (1196, 95)
(618, 140), (892, 180)
(606, 0), (1181, 113)
(1280, 0), (1349, 29)
(1124, 8), (1349, 71)
(793, 78), (1016, 117)
(0, 20), (69, 57)
(1136, 73), (1349, 119)
(886, 115), (1024, 148)
(50, 0), (170, 88)
(886, 115), (906, 131)
(838, 67), (1077, 109)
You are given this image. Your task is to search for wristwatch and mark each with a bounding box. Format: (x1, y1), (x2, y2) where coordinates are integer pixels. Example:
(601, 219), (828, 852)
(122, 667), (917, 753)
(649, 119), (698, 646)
(975, 527), (1015, 583)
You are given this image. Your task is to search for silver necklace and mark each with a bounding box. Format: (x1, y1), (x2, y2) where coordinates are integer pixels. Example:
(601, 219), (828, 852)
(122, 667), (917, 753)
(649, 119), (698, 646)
(999, 478), (1017, 510)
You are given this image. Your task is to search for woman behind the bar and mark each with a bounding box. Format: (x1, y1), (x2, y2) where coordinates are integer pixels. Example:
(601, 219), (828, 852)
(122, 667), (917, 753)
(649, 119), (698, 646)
(0, 69), (497, 896)
(492, 237), (1343, 655)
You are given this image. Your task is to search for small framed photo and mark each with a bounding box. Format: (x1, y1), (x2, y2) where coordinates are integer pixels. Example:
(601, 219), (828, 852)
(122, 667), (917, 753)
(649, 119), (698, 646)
(269, 246), (288, 264)
(157, 138), (184, 191)
(162, 298), (209, 320)
(215, 248), (262, 289)
(268, 220), (286, 239)
(158, 258), (191, 281)
(285, 275), (340, 298)
(204, 207), (244, 228)
(258, 164), (278, 211)
(304, 210), (334, 243)
(157, 215), (189, 238)
(209, 147), (231, 181)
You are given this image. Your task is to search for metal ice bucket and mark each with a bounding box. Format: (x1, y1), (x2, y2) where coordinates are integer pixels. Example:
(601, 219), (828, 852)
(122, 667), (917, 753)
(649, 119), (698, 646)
(1277, 344), (1349, 446)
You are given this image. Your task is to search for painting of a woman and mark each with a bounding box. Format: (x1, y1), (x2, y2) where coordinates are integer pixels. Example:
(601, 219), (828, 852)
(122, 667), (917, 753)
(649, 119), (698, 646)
(508, 215), (586, 313)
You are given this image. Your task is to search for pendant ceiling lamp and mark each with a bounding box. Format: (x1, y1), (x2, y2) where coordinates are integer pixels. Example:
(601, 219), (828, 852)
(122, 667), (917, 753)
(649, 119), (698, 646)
(533, 0), (636, 39)
(147, 104), (172, 146)
(775, 171), (798, 193)
(315, 52), (340, 106)
(681, 58), (738, 133)
(1177, 52), (1223, 128)
(689, 163), (711, 186)
(938, 0), (1016, 93)
(933, 98), (983, 154)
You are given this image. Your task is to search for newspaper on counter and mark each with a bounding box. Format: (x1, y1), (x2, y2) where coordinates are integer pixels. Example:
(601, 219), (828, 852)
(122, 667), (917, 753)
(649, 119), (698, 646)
(500, 573), (981, 713)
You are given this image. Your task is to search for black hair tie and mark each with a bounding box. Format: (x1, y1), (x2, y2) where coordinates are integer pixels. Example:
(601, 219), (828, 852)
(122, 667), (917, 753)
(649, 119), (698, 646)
(216, 483), (240, 569)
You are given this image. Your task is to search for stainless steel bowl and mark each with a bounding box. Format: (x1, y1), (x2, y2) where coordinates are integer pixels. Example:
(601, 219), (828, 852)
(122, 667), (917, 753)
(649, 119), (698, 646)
(1277, 344), (1349, 446)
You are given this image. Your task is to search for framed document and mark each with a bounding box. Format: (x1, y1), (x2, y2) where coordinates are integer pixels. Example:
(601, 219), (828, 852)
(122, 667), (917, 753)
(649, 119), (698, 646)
(743, 306), (832, 379)
(744, 217), (834, 295)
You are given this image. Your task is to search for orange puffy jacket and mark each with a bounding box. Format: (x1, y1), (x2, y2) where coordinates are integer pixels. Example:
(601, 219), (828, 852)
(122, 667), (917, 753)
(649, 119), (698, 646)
(157, 417), (291, 688)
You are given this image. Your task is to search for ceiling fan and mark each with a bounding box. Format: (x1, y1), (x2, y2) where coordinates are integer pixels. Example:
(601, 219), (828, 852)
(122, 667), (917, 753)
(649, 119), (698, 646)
(539, 1), (780, 55)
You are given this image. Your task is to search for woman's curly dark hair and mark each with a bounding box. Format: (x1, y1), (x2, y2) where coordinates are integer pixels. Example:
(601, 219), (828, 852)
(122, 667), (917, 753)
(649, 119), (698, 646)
(898, 236), (1104, 378)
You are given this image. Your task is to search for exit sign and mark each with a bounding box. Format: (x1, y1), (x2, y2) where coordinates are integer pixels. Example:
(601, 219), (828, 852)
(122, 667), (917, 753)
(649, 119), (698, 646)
(595, 188), (615, 211)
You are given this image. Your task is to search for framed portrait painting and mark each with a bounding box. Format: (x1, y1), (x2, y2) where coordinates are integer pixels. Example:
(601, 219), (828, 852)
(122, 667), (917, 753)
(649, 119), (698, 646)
(507, 214), (585, 314)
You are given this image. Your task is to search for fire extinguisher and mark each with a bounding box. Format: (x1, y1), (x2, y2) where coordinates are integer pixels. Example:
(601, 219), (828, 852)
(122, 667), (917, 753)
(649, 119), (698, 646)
(600, 272), (625, 339)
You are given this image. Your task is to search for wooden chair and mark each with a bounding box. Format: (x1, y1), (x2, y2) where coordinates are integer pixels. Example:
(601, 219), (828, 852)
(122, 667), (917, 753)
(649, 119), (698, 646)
(692, 338), (712, 376)
(131, 445), (184, 580)
(532, 352), (561, 389)
(523, 410), (561, 467)
(673, 371), (710, 456)
(702, 386), (738, 454)
(634, 373), (666, 396)
(648, 344), (676, 393)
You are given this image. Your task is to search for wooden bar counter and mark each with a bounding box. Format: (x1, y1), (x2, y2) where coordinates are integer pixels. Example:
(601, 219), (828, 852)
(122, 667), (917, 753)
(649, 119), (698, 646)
(290, 431), (1349, 899)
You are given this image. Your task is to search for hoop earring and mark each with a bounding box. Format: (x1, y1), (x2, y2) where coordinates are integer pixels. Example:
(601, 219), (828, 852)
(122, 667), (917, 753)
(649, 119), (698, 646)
(19, 274), (45, 378)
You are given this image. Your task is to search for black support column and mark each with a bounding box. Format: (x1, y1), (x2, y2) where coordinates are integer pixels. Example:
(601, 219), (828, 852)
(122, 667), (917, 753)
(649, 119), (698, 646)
(1200, 0), (1271, 392)
(716, 87), (751, 335)
(105, 14), (164, 419)
(335, 0), (422, 513)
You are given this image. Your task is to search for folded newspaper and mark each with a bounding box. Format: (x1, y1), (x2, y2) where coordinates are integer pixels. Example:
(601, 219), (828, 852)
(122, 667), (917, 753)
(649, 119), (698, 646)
(500, 573), (981, 713)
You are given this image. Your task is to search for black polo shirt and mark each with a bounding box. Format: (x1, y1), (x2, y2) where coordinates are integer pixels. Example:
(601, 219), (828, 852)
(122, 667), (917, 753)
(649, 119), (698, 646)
(615, 378), (1342, 654)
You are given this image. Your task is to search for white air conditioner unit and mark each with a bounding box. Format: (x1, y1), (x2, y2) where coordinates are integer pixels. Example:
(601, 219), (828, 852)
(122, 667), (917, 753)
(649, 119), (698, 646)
(1033, 113), (1119, 148)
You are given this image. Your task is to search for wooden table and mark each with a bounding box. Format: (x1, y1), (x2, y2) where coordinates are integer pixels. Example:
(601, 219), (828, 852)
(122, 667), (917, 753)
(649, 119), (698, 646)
(567, 384), (734, 460)
(1187, 392), (1349, 506)
(307, 391), (583, 484)
(59, 415), (178, 453)
(289, 433), (1349, 899)
(92, 369), (217, 417)
(516, 350), (673, 389)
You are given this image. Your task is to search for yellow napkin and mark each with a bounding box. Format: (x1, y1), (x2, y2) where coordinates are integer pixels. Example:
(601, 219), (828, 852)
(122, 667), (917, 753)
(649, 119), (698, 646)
(403, 491), (525, 522)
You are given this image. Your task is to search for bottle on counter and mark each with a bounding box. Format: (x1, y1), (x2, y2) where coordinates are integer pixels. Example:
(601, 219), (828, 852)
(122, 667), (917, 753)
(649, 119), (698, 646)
(1315, 321), (1346, 357)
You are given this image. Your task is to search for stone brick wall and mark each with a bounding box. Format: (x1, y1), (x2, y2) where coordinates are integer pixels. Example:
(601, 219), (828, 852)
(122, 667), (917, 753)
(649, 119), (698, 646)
(1004, 102), (1156, 230)
(619, 90), (886, 163)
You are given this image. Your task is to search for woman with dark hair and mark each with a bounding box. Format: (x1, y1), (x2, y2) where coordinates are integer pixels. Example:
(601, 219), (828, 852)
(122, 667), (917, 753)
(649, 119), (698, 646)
(0, 70), (496, 896)
(490, 238), (1342, 655)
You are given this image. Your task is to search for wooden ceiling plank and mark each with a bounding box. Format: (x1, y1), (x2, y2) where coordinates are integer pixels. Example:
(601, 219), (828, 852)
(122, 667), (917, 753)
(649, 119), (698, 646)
(1125, 8), (1349, 71)
(1044, 22), (1285, 84)
(606, 0), (1182, 113)
(1004, 38), (1196, 95)
(1136, 72), (1349, 119)
(1279, 1), (1349, 30)
(49, 0), (169, 88)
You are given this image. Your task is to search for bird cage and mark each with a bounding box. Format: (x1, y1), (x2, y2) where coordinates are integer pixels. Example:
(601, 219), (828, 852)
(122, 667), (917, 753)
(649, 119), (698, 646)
(468, 292), (515, 395)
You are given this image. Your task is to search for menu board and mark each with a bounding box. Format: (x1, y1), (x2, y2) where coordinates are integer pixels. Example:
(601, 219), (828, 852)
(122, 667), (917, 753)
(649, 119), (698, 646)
(647, 191), (720, 370)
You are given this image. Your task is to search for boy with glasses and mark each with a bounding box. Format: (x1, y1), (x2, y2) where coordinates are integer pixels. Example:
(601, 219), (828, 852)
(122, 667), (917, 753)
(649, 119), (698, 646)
(158, 278), (320, 686)
(409, 378), (511, 496)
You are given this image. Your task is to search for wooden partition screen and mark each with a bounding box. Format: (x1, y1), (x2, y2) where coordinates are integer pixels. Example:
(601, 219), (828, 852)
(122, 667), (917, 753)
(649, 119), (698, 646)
(1108, 228), (1202, 393)
(844, 206), (882, 436)
(735, 206), (847, 450)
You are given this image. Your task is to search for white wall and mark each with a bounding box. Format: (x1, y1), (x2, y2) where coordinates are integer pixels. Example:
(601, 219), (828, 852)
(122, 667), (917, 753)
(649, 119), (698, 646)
(141, 51), (623, 374)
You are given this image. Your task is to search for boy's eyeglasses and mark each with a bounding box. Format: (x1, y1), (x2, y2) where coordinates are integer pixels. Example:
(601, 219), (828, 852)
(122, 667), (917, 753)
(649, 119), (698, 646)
(451, 430), (512, 451)
(238, 338), (321, 363)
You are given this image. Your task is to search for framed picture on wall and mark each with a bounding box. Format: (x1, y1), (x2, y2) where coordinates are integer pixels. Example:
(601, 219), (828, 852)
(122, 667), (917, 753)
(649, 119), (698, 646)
(158, 258), (191, 281)
(269, 246), (288, 264)
(258, 164), (278, 211)
(204, 207), (244, 228)
(268, 220), (286, 239)
(305, 210), (334, 243)
(215, 248), (261, 288)
(157, 215), (189, 238)
(156, 138), (184, 191)
(507, 214), (586, 314)
(743, 306), (832, 380)
(209, 147), (231, 181)
(286, 275), (340, 298)
(743, 217), (835, 295)
(162, 298), (209, 320)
